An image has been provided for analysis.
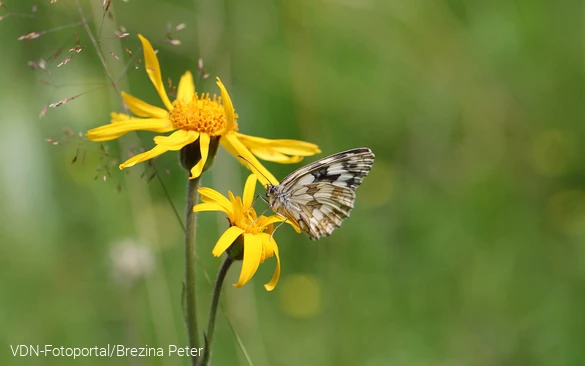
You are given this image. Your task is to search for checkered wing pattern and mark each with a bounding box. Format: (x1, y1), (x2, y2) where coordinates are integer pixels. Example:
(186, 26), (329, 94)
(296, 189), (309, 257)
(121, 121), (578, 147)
(269, 148), (375, 240)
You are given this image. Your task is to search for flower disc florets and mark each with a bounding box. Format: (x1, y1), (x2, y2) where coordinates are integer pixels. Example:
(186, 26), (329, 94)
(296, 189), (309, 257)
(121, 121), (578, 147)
(170, 94), (239, 135)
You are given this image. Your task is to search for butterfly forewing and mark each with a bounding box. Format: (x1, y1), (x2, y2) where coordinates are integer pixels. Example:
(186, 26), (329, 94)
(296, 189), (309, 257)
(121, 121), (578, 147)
(279, 147), (374, 192)
(268, 147), (375, 240)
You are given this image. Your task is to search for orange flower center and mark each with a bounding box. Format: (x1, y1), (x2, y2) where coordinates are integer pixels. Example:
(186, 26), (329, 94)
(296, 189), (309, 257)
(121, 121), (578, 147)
(169, 93), (238, 135)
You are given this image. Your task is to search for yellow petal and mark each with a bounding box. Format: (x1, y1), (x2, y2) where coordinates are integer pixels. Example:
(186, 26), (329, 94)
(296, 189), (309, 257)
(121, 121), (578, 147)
(198, 187), (233, 216)
(227, 192), (245, 219)
(256, 214), (301, 234)
(138, 34), (173, 111)
(260, 233), (274, 262)
(111, 112), (132, 122)
(234, 234), (263, 287)
(189, 133), (210, 179)
(87, 119), (174, 141)
(231, 196), (243, 219)
(216, 78), (235, 133)
(235, 133), (321, 156)
(248, 147), (304, 164)
(212, 226), (244, 257)
(177, 71), (195, 102)
(110, 112), (173, 127)
(153, 130), (199, 151)
(228, 191), (237, 206)
(121, 91), (169, 119)
(221, 133), (278, 186)
(192, 202), (230, 215)
(264, 236), (281, 291)
(242, 174), (257, 209)
(119, 144), (169, 169)
(247, 207), (259, 221)
(257, 215), (286, 228)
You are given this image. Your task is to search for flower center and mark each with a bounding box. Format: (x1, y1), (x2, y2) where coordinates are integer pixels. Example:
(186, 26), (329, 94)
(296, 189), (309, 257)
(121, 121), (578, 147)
(169, 93), (238, 135)
(235, 210), (265, 235)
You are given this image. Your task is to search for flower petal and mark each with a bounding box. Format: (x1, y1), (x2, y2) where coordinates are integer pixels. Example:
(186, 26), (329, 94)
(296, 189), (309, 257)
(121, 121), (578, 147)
(121, 91), (169, 119)
(248, 147), (304, 164)
(264, 236), (281, 291)
(212, 226), (244, 257)
(153, 130), (199, 151)
(198, 187), (233, 216)
(228, 191), (237, 206)
(189, 133), (210, 179)
(256, 214), (301, 234)
(234, 234), (263, 287)
(111, 112), (132, 122)
(177, 71), (195, 102)
(216, 78), (235, 133)
(259, 233), (274, 262)
(138, 34), (173, 111)
(242, 174), (257, 210)
(221, 133), (278, 186)
(257, 215), (286, 228)
(192, 202), (230, 215)
(87, 118), (174, 141)
(235, 133), (321, 156)
(119, 144), (169, 169)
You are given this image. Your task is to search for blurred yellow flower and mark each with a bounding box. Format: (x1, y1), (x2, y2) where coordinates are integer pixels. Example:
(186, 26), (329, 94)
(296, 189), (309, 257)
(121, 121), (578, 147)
(193, 175), (299, 290)
(87, 34), (320, 182)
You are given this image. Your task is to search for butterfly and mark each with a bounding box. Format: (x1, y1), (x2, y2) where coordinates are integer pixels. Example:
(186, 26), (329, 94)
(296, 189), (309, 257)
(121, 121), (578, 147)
(265, 147), (375, 240)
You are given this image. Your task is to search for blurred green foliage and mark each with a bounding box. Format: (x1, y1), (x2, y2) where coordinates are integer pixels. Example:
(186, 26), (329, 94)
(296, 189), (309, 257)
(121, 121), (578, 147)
(1, 0), (585, 365)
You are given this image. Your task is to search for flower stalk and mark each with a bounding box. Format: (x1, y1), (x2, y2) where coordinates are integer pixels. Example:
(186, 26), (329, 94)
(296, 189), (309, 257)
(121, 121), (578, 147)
(197, 255), (234, 366)
(184, 176), (201, 361)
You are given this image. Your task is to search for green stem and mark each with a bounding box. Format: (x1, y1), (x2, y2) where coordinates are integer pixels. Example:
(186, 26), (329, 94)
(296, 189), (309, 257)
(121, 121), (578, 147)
(198, 256), (234, 366)
(185, 177), (201, 364)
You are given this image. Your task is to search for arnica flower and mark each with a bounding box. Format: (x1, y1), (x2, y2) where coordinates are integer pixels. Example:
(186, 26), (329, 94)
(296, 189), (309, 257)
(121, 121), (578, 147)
(87, 34), (320, 182)
(193, 174), (299, 290)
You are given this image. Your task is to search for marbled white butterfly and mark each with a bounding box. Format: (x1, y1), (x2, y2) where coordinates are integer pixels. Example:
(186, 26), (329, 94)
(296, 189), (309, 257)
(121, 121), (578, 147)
(266, 148), (375, 240)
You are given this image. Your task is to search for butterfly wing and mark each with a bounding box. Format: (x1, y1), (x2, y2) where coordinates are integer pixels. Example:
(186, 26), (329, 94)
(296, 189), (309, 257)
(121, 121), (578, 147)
(270, 147), (375, 239)
(288, 183), (356, 240)
(279, 147), (375, 192)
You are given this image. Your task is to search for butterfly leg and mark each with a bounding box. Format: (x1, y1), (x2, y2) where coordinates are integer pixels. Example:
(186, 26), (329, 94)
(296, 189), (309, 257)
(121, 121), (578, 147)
(247, 205), (272, 229)
(269, 213), (289, 242)
(252, 194), (270, 206)
(244, 194), (270, 217)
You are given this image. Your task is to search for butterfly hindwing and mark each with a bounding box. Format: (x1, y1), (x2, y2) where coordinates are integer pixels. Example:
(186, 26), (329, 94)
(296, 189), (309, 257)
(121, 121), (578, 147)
(289, 183), (355, 239)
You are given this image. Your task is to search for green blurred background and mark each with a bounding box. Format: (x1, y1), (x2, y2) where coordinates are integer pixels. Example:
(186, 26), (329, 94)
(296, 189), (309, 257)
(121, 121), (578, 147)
(1, 0), (585, 365)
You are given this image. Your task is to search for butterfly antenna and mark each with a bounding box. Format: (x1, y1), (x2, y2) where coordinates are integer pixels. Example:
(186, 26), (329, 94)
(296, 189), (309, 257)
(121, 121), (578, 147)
(237, 156), (275, 186)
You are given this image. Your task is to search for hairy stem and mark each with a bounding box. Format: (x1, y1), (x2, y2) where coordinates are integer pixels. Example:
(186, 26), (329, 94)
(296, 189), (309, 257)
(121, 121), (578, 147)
(185, 177), (201, 364)
(197, 256), (234, 366)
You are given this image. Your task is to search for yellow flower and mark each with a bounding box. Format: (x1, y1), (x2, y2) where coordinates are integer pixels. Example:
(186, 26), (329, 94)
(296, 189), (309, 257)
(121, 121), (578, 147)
(193, 174), (299, 290)
(87, 34), (320, 182)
